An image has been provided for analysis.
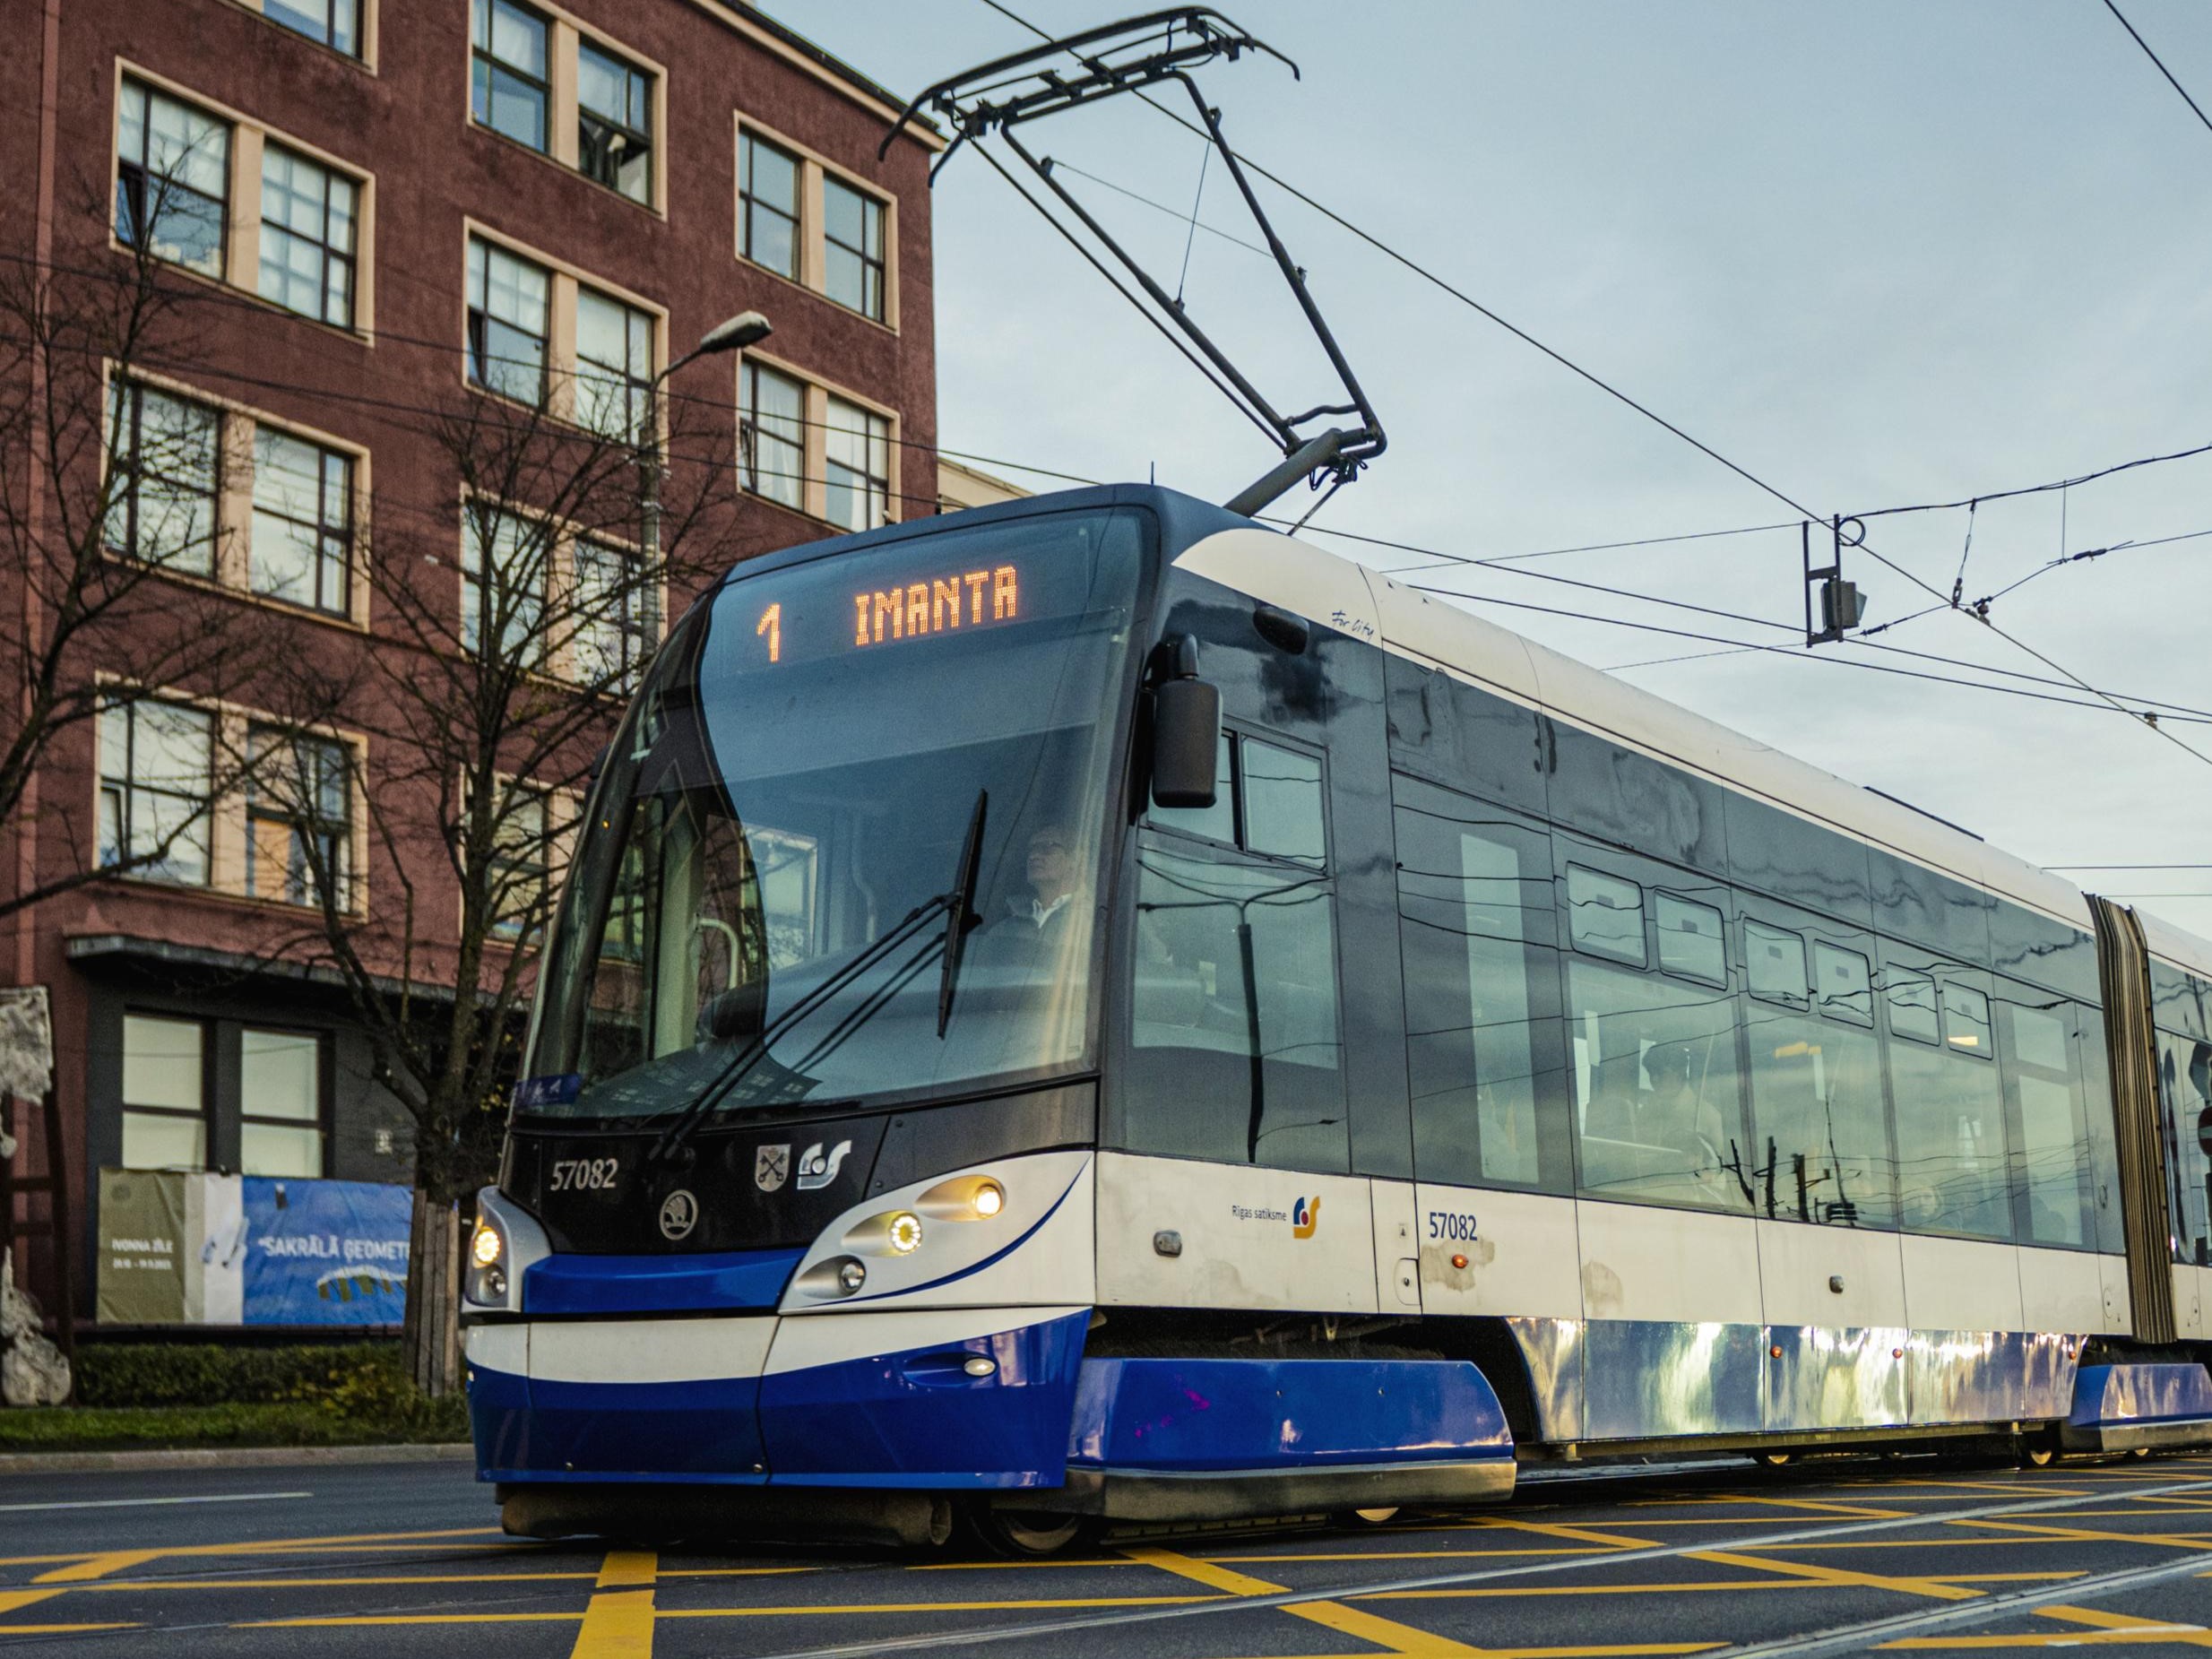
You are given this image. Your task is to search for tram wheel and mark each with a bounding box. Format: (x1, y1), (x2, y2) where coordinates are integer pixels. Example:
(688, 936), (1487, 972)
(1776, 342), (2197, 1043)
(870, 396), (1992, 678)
(969, 1506), (1093, 1559)
(1332, 1507), (1401, 1527)
(2014, 1433), (2060, 1469)
(1754, 1451), (1793, 1469)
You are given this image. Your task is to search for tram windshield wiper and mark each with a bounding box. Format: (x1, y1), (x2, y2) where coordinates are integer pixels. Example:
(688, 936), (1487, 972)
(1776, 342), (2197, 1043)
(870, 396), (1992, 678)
(937, 790), (988, 1039)
(644, 894), (952, 1167)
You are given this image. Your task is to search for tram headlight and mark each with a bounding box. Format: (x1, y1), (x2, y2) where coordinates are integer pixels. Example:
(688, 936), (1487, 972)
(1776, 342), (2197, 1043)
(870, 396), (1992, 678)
(886, 1212), (924, 1254)
(471, 1223), (504, 1269)
(796, 1255), (868, 1299)
(838, 1259), (868, 1293)
(915, 1173), (1009, 1222)
(841, 1209), (926, 1255)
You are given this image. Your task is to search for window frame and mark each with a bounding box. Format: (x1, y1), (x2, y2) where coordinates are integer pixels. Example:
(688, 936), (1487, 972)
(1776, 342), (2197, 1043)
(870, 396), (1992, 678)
(1145, 724), (1332, 873)
(250, 0), (371, 63)
(471, 0), (551, 153)
(1654, 888), (1727, 988)
(105, 378), (223, 576)
(258, 141), (359, 329)
(116, 77), (232, 280)
(739, 130), (803, 281)
(120, 1012), (214, 1173)
(822, 173), (886, 322)
(733, 116), (901, 332)
(739, 359), (807, 511)
(1744, 916), (1812, 1010)
(248, 421), (355, 617)
(99, 696), (217, 888)
(576, 37), (653, 204)
(238, 1024), (331, 1178)
(245, 723), (353, 910)
(573, 282), (654, 443)
(466, 235), (552, 409)
(1563, 861), (1646, 969)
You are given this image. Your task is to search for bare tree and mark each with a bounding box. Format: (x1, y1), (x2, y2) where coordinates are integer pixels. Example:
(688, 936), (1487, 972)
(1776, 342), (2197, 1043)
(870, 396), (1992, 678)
(258, 373), (748, 1392)
(0, 182), (286, 920)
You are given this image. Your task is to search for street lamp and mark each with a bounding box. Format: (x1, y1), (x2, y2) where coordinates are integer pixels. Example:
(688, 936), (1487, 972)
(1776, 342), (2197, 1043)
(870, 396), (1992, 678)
(640, 309), (772, 651)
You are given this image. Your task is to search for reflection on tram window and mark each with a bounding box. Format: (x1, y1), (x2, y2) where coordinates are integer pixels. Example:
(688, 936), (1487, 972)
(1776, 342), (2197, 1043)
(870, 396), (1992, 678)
(1566, 864), (1644, 966)
(1942, 982), (1993, 1057)
(1128, 838), (1346, 1172)
(1745, 920), (1809, 1007)
(1240, 739), (1326, 865)
(1395, 791), (1559, 1191)
(1568, 958), (1747, 1212)
(1814, 942), (1873, 1025)
(2159, 1030), (2212, 1266)
(1744, 1005), (1894, 1228)
(1888, 969), (1940, 1043)
(2000, 996), (2091, 1249)
(1655, 892), (1724, 986)
(1889, 1012), (2011, 1240)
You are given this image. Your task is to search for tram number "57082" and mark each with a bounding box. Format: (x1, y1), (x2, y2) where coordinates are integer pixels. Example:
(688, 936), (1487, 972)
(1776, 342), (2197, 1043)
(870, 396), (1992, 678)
(549, 1158), (620, 1192)
(1425, 1211), (1479, 1243)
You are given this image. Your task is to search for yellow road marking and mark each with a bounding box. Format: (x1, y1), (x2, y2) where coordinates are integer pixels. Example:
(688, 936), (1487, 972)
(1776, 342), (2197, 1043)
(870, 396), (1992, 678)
(1459, 1516), (1656, 1551)
(1629, 1496), (1909, 1519)
(570, 1550), (656, 1659)
(1206, 1548), (1615, 1564)
(1129, 1544), (1485, 1656)
(0, 1623), (142, 1635)
(1953, 1519), (2212, 1552)
(32, 1551), (163, 1584)
(0, 1591), (64, 1619)
(257, 1595), (1223, 1628)
(1879, 1603), (2212, 1647)
(1689, 1549), (1987, 1602)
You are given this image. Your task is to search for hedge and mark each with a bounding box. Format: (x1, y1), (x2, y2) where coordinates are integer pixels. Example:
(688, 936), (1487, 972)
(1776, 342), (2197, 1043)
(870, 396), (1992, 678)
(73, 1342), (411, 1408)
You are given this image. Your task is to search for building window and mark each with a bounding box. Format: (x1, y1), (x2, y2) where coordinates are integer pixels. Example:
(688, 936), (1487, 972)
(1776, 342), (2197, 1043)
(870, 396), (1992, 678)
(106, 382), (221, 575)
(575, 286), (654, 442)
(577, 40), (652, 203)
(99, 700), (214, 886)
(739, 362), (805, 510)
(573, 538), (644, 687)
(240, 1028), (324, 1177)
(116, 80), (230, 278)
(471, 0), (549, 151)
(824, 396), (890, 532)
(121, 1015), (208, 1171)
(823, 177), (886, 322)
(462, 505), (545, 661)
(467, 237), (550, 407)
(250, 426), (353, 615)
(739, 133), (800, 281)
(246, 726), (351, 907)
(264, 0), (361, 56)
(259, 144), (358, 328)
(490, 790), (550, 938)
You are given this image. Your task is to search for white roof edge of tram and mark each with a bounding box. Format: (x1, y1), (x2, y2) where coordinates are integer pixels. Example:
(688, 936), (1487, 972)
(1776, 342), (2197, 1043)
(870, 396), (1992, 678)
(1176, 523), (2212, 978)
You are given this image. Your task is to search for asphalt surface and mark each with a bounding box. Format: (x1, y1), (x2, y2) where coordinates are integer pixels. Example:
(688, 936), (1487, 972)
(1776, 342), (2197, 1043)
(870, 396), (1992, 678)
(9, 1452), (2212, 1655)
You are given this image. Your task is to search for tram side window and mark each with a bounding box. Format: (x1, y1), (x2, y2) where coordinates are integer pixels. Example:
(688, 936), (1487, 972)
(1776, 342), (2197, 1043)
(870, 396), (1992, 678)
(1569, 957), (1748, 1212)
(1888, 967), (2011, 1240)
(1655, 893), (1724, 985)
(1129, 734), (1344, 1173)
(1742, 915), (1892, 1230)
(1815, 943), (1873, 1025)
(1999, 994), (2093, 1249)
(1394, 782), (1562, 1191)
(1566, 864), (1644, 966)
(1746, 920), (1810, 1008)
(2159, 1030), (2212, 1266)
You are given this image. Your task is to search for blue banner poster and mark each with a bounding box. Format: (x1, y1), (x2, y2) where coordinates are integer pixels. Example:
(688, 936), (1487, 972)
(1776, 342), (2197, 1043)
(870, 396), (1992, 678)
(240, 1179), (412, 1326)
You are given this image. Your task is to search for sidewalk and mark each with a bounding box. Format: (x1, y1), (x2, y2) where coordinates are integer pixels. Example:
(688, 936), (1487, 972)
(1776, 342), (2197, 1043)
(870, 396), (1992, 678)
(0, 1442), (473, 1474)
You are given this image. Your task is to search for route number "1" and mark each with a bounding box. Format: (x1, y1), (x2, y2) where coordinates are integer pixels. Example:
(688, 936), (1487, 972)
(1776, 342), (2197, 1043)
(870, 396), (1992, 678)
(756, 602), (781, 663)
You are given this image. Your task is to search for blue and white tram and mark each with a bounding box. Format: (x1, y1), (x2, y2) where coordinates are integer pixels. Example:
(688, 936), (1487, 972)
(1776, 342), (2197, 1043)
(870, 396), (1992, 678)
(462, 485), (2212, 1550)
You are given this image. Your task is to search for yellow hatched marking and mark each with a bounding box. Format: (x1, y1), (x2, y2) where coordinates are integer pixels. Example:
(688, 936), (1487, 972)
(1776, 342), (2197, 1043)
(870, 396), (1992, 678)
(1628, 1496), (1908, 1519)
(32, 1551), (163, 1584)
(69, 1572), (607, 1591)
(250, 1612), (584, 1628)
(0, 1624), (141, 1635)
(1458, 1516), (1656, 1551)
(260, 1595), (1221, 1628)
(1128, 1543), (1483, 1656)
(1378, 1578), (1832, 1601)
(1879, 1603), (2212, 1647)
(1207, 1548), (1614, 1565)
(1688, 1548), (1988, 1602)
(1953, 1519), (2212, 1552)
(0, 1591), (64, 1618)
(569, 1551), (656, 1659)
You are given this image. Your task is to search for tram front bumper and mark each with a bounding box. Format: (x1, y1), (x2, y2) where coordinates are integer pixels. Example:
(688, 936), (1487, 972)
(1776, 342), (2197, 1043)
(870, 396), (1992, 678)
(464, 1306), (1093, 1489)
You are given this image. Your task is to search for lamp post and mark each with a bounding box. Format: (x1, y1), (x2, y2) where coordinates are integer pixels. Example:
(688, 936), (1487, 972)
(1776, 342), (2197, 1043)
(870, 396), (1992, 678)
(640, 309), (772, 653)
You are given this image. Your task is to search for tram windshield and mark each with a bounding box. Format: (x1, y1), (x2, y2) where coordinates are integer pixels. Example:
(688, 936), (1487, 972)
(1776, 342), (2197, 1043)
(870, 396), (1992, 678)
(520, 506), (1150, 1125)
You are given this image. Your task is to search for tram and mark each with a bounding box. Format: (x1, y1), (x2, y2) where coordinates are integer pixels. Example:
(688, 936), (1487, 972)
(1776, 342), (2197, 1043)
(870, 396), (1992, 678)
(462, 484), (2212, 1551)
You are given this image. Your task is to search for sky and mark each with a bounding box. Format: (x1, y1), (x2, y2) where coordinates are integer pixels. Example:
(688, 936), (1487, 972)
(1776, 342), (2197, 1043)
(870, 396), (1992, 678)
(777, 0), (2212, 941)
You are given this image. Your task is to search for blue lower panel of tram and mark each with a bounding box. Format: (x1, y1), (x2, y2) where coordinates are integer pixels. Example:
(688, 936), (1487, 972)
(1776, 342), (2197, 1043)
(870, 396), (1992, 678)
(2064, 1362), (2212, 1452)
(471, 1308), (1515, 1489)
(1066, 1356), (1513, 1474)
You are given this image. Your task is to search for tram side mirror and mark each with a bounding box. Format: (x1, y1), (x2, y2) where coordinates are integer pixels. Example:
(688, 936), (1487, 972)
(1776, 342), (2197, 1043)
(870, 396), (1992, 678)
(699, 980), (768, 1044)
(1151, 677), (1221, 808)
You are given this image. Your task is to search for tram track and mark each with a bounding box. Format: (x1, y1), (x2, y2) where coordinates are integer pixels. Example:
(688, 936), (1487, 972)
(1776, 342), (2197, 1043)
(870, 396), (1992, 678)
(747, 1470), (2212, 1659)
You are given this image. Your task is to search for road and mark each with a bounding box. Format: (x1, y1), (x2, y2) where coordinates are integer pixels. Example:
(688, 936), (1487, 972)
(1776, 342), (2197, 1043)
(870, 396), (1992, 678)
(7, 1452), (2212, 1655)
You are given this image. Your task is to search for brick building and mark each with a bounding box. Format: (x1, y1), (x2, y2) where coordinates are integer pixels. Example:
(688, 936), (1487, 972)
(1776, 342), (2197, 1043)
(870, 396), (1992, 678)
(0, 0), (941, 1330)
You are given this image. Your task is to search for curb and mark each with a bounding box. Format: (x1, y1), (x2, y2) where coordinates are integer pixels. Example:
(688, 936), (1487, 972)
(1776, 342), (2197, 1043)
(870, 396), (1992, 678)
(0, 1442), (475, 1475)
